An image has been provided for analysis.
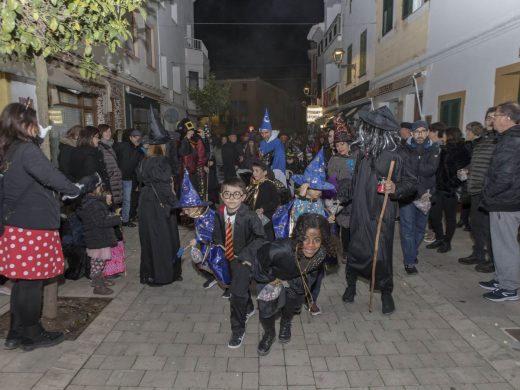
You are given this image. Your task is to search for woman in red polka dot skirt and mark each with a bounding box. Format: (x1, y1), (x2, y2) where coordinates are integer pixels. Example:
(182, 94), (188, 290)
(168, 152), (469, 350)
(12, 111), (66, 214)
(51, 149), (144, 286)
(0, 102), (88, 351)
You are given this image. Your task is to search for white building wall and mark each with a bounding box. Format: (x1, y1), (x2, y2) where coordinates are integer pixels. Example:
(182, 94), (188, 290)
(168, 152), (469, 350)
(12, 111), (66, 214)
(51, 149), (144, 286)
(324, 0), (341, 29)
(422, 0), (520, 123)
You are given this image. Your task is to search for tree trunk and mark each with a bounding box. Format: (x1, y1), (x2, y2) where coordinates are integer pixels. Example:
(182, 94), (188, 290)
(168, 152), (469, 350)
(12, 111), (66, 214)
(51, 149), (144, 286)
(34, 54), (58, 319)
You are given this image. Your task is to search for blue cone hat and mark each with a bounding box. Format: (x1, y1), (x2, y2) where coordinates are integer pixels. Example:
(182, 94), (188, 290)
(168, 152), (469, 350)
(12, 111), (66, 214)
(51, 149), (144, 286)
(174, 171), (211, 208)
(259, 108), (272, 131)
(149, 105), (170, 144)
(292, 148), (335, 191)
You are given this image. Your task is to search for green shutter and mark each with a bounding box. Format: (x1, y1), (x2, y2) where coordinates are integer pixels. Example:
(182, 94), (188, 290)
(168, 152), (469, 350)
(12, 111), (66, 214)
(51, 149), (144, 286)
(402, 0), (412, 19)
(359, 30), (367, 76)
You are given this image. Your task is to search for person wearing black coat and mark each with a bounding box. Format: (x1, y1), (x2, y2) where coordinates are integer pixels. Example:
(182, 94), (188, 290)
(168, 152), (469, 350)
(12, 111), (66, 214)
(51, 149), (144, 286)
(480, 102), (520, 301)
(57, 125), (82, 181)
(77, 190), (120, 295)
(252, 214), (333, 355)
(137, 145), (182, 286)
(427, 127), (471, 253)
(221, 134), (243, 180)
(69, 126), (110, 190)
(398, 121), (440, 274)
(114, 130), (144, 226)
(0, 103), (85, 351)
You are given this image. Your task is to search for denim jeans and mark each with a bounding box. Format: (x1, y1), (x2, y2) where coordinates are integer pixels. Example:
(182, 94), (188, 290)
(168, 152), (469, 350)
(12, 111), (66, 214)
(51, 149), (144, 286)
(121, 180), (133, 223)
(399, 202), (429, 265)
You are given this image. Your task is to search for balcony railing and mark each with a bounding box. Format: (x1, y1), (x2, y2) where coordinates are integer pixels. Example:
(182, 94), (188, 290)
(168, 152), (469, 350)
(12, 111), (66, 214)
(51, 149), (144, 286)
(185, 37), (208, 57)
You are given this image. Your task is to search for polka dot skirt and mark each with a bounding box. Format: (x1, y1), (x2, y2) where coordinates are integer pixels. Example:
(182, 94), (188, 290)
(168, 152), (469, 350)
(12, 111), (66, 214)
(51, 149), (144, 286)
(0, 226), (64, 280)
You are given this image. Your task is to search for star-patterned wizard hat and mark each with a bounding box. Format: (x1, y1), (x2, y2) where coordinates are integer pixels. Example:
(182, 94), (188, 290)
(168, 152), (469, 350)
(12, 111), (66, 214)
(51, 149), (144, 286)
(174, 171), (211, 208)
(292, 148), (335, 191)
(259, 108), (272, 131)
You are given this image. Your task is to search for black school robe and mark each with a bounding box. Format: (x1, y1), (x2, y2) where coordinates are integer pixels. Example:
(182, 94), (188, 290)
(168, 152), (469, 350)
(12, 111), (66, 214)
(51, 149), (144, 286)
(138, 156), (181, 284)
(347, 149), (416, 292)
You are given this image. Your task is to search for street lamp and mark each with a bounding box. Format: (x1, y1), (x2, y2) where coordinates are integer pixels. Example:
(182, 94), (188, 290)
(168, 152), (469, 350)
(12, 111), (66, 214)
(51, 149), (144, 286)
(332, 47), (356, 76)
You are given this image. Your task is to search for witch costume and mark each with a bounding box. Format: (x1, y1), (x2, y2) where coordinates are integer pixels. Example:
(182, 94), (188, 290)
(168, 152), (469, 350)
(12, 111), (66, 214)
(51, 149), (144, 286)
(342, 106), (416, 314)
(138, 107), (182, 285)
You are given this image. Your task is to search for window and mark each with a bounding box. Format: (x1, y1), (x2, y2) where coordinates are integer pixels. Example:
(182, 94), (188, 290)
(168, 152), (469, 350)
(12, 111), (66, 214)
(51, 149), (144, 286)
(439, 91), (465, 128)
(171, 0), (178, 23)
(359, 29), (367, 77)
(333, 25), (337, 36)
(349, 0), (353, 14)
(145, 25), (156, 68)
(160, 56), (168, 88)
(403, 0), (428, 19)
(346, 45), (353, 85)
(188, 71), (199, 91)
(172, 66), (181, 93)
(125, 13), (138, 57)
(382, 0), (394, 36)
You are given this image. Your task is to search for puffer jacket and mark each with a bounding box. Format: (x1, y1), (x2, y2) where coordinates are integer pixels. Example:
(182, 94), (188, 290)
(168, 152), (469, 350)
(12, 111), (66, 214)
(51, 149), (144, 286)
(467, 131), (497, 195)
(99, 140), (123, 205)
(482, 125), (520, 212)
(77, 194), (119, 249)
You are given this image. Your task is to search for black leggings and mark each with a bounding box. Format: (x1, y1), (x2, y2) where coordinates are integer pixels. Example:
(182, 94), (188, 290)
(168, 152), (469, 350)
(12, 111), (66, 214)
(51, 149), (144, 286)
(9, 279), (44, 338)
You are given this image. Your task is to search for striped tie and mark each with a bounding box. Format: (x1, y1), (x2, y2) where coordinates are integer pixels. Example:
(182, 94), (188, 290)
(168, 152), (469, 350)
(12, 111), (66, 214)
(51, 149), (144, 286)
(225, 217), (234, 261)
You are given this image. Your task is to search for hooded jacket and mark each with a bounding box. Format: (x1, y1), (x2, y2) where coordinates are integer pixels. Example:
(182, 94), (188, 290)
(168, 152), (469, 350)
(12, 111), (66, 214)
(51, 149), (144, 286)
(77, 194), (119, 249)
(482, 125), (520, 212)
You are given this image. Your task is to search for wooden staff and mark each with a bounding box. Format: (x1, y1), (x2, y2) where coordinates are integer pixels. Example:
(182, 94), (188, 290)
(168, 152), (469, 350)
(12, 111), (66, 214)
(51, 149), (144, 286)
(369, 160), (396, 312)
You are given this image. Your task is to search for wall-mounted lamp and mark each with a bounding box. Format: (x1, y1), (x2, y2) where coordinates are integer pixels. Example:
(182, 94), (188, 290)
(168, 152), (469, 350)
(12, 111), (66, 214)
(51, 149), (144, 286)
(332, 48), (356, 75)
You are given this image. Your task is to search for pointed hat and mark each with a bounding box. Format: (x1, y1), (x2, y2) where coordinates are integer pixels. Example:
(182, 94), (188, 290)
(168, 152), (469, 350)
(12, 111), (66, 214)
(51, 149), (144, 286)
(174, 171), (211, 208)
(149, 105), (170, 144)
(292, 148), (335, 190)
(259, 108), (272, 131)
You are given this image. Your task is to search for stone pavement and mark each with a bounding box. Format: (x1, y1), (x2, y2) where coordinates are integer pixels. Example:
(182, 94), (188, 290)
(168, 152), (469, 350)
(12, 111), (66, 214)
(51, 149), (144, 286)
(0, 223), (520, 390)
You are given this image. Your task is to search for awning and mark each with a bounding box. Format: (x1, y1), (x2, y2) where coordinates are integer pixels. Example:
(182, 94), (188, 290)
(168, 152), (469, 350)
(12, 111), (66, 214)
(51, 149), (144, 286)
(313, 96), (372, 126)
(0, 62), (85, 92)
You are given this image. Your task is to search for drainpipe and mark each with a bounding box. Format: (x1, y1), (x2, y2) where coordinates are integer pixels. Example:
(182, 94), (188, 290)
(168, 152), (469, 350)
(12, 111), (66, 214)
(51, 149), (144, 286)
(412, 71), (427, 120)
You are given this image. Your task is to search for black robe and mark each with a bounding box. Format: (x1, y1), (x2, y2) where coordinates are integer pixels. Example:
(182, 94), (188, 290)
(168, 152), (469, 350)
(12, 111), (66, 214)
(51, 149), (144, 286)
(347, 149), (416, 292)
(138, 156), (181, 284)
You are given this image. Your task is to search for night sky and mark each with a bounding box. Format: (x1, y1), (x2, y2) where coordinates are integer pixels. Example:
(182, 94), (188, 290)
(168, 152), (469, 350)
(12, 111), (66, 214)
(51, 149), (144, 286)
(194, 0), (324, 100)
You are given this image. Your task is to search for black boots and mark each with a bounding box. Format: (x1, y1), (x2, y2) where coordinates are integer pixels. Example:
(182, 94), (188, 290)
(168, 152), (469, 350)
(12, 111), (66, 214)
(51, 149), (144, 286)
(426, 239), (444, 249)
(437, 241), (451, 253)
(381, 293), (395, 315)
(4, 313), (21, 350)
(257, 317), (276, 356)
(342, 272), (357, 303)
(278, 315), (292, 344)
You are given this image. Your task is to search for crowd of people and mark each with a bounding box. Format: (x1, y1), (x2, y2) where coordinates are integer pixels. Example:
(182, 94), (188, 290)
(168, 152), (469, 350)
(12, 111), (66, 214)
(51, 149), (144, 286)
(0, 99), (519, 354)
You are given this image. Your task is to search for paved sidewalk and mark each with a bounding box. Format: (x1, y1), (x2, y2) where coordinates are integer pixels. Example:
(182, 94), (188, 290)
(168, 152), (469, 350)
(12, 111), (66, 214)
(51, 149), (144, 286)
(0, 223), (519, 390)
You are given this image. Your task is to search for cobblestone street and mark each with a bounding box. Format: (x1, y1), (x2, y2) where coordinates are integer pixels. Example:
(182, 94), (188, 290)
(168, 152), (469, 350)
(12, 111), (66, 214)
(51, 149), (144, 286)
(0, 223), (519, 390)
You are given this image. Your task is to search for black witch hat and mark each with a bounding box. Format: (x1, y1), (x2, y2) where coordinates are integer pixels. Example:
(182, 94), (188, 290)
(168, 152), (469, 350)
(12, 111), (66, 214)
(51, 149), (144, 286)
(149, 105), (170, 144)
(359, 106), (399, 132)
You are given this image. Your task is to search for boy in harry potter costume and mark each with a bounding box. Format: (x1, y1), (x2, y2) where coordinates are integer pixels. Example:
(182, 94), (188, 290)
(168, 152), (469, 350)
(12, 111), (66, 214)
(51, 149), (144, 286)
(342, 106), (416, 314)
(212, 177), (266, 348)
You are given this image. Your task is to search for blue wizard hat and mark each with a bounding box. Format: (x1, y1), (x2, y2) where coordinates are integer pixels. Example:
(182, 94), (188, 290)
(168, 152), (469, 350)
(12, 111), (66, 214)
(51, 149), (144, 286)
(292, 148), (335, 191)
(259, 108), (272, 131)
(174, 171), (211, 208)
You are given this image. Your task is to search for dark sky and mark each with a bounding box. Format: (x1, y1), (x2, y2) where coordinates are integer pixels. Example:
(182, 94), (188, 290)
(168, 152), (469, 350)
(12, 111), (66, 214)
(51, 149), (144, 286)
(194, 0), (324, 100)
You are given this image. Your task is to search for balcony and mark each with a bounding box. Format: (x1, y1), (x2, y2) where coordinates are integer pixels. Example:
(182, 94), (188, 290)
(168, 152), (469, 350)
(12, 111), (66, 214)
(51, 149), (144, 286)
(185, 37), (208, 57)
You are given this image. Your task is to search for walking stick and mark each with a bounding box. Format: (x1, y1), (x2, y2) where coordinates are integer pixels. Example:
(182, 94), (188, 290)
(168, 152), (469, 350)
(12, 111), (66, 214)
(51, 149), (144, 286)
(369, 160), (395, 312)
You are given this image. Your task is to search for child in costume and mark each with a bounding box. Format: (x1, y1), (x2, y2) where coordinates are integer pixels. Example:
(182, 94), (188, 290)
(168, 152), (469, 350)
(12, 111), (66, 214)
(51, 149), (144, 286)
(175, 172), (230, 289)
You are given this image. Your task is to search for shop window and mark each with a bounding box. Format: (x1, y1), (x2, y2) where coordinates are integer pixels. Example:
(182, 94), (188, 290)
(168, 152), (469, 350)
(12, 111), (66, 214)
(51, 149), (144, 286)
(382, 0), (394, 36)
(359, 29), (367, 77)
(145, 25), (156, 69)
(403, 0), (428, 20)
(346, 45), (353, 85)
(439, 91), (466, 128)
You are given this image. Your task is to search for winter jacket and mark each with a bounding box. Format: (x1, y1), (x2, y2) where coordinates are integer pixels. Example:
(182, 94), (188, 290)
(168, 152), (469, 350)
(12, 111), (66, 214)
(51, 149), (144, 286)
(400, 138), (440, 202)
(221, 141), (243, 179)
(3, 141), (80, 230)
(435, 142), (471, 196)
(77, 194), (119, 249)
(259, 130), (286, 173)
(482, 125), (520, 212)
(99, 140), (123, 205)
(114, 141), (143, 181)
(467, 131), (497, 195)
(69, 146), (110, 190)
(57, 137), (77, 181)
